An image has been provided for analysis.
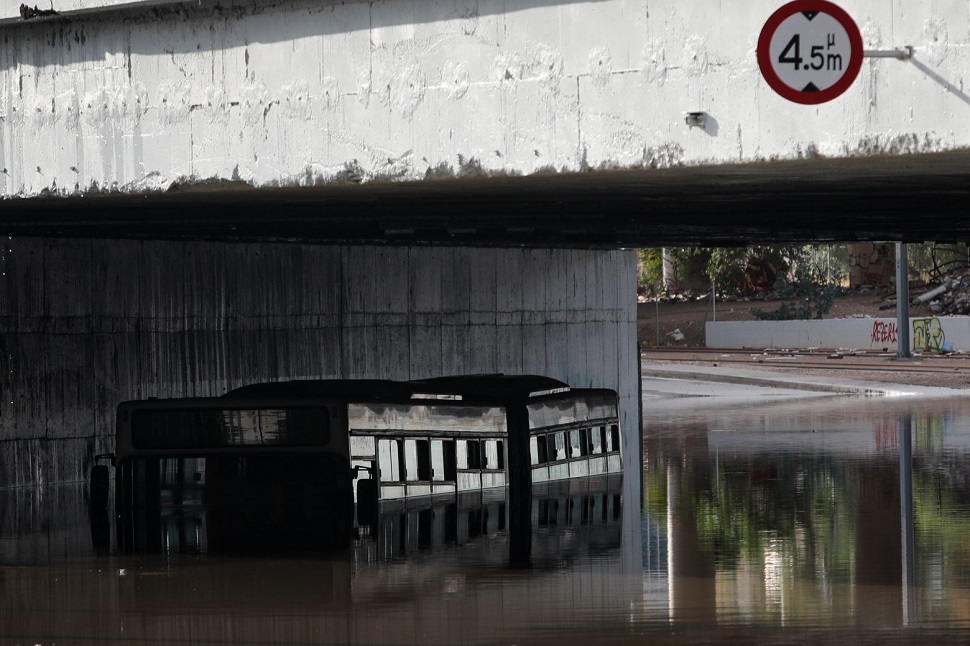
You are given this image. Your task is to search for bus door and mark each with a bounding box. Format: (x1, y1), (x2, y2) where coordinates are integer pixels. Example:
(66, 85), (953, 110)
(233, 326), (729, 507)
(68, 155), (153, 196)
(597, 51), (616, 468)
(350, 435), (379, 525)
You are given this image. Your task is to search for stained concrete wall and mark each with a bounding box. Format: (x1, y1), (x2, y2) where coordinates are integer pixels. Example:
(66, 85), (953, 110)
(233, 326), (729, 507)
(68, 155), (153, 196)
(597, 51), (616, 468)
(0, 239), (638, 488)
(706, 315), (970, 353)
(0, 0), (967, 197)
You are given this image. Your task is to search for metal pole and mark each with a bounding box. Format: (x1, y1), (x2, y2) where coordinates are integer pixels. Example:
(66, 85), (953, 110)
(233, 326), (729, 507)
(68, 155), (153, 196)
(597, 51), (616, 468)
(896, 243), (911, 359)
(655, 297), (660, 346)
(900, 414), (916, 625)
(712, 280), (716, 322)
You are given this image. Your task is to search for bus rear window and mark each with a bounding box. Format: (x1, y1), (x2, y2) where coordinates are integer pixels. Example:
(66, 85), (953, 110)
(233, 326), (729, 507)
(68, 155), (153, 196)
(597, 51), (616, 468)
(131, 408), (330, 449)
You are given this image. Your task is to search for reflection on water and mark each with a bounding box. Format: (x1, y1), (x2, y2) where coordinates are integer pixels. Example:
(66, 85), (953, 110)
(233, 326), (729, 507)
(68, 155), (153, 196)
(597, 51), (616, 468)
(13, 396), (970, 642)
(0, 475), (637, 645)
(644, 396), (970, 639)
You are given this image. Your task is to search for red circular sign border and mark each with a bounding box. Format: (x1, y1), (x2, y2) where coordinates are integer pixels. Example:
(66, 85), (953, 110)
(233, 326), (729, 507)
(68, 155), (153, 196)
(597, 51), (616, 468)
(757, 0), (864, 105)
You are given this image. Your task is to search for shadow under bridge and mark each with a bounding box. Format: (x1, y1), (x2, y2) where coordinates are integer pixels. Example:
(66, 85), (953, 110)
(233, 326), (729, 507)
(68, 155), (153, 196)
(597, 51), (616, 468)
(4, 150), (970, 247)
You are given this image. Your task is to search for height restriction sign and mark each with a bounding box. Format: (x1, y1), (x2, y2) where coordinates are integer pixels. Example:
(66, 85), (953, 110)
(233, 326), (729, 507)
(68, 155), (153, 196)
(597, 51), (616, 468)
(757, 0), (863, 104)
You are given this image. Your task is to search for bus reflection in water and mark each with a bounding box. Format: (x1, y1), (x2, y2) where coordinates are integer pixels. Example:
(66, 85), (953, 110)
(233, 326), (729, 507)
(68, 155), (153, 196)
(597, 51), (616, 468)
(358, 476), (622, 567)
(103, 374), (623, 561)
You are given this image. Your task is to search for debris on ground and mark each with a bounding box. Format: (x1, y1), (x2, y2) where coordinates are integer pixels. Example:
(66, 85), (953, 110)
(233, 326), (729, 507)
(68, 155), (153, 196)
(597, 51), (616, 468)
(914, 270), (970, 315)
(666, 328), (685, 342)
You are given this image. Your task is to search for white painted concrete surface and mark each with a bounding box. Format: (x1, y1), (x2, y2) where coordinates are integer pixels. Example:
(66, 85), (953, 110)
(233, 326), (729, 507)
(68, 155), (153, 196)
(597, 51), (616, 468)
(0, 0), (967, 197)
(706, 315), (970, 352)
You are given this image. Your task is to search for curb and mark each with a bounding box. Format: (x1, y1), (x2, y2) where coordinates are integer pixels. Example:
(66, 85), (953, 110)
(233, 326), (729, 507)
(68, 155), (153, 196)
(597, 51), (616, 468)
(640, 366), (890, 396)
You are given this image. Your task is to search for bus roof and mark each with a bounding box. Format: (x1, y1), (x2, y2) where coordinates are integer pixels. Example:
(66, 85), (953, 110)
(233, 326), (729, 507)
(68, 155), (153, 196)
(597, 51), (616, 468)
(223, 374), (571, 403)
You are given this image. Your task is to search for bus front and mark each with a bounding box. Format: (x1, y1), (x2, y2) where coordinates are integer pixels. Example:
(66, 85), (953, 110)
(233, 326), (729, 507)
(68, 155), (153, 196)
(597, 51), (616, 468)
(112, 397), (352, 554)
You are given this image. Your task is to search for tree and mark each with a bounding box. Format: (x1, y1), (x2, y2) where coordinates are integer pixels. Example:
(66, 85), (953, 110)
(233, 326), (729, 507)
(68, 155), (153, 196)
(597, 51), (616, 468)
(752, 262), (838, 320)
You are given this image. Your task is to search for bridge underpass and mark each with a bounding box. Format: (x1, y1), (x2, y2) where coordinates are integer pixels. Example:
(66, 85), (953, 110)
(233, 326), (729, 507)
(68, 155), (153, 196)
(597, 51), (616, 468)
(3, 149), (970, 246)
(2, 148), (965, 495)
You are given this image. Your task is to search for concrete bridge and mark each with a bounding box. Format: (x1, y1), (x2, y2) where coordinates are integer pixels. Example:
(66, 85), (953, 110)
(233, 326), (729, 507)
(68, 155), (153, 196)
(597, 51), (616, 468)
(2, 0), (970, 490)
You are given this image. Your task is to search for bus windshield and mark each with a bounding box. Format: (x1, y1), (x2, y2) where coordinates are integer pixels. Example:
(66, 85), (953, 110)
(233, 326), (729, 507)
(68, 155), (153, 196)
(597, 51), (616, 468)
(131, 407), (330, 450)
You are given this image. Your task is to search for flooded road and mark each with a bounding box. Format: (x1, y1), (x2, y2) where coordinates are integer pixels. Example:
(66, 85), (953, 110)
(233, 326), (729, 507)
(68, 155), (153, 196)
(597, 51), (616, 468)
(5, 386), (970, 643)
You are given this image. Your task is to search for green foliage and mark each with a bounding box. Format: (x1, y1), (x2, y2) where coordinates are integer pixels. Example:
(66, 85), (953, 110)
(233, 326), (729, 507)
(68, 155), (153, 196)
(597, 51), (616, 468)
(646, 245), (803, 296)
(636, 244), (856, 297)
(667, 247), (713, 291)
(752, 263), (839, 320)
(637, 249), (664, 293)
(702, 248), (747, 293)
(803, 244), (849, 285)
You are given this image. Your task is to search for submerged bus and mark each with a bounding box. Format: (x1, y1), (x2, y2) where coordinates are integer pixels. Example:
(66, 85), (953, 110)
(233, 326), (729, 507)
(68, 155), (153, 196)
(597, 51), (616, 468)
(104, 374), (622, 551)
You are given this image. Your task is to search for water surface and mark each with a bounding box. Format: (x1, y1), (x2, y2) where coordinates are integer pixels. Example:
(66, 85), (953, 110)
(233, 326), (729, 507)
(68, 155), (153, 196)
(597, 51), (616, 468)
(5, 393), (970, 644)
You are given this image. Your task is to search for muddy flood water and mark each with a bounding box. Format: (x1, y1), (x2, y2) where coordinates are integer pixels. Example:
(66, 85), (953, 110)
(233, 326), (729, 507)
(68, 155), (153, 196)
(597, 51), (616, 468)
(6, 389), (970, 644)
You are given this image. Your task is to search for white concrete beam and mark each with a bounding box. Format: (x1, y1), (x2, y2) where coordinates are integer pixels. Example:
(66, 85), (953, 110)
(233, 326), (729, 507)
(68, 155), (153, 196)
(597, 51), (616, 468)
(0, 0), (965, 198)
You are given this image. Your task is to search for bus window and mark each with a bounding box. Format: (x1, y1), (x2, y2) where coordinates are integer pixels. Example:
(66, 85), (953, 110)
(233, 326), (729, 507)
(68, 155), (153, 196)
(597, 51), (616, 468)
(589, 427), (604, 455)
(484, 440), (501, 470)
(607, 425), (621, 453)
(379, 439), (401, 482)
(496, 440), (505, 470)
(350, 435), (375, 458)
(552, 433), (566, 462)
(531, 436), (551, 465)
(416, 440), (432, 481)
(429, 440), (457, 481)
(132, 407), (329, 449)
(568, 430), (586, 458)
(456, 440), (469, 469)
(403, 440), (417, 481)
(443, 441), (457, 480)
(467, 441), (483, 470)
(431, 440), (445, 481)
(404, 440), (428, 482)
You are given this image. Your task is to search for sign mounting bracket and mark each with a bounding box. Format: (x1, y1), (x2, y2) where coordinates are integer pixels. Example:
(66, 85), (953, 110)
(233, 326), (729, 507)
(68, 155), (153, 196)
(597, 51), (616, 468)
(863, 46), (913, 60)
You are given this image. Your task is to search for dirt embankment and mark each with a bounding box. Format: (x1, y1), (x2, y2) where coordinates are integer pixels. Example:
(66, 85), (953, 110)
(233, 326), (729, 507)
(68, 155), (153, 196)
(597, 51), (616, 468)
(637, 290), (915, 348)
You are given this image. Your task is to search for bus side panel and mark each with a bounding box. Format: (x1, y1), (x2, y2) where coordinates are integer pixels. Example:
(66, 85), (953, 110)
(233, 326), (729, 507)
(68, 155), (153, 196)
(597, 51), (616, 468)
(457, 472), (482, 491)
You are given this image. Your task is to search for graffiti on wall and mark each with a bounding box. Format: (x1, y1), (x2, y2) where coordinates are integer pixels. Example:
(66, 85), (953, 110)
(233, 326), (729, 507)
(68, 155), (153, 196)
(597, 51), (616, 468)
(913, 317), (946, 352)
(871, 321), (897, 345)
(849, 243), (895, 287)
(870, 318), (949, 351)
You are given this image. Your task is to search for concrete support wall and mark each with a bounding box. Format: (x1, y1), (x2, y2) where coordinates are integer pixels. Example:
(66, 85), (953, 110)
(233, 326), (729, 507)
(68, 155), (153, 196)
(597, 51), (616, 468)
(0, 239), (638, 488)
(706, 315), (970, 352)
(1, 0), (968, 197)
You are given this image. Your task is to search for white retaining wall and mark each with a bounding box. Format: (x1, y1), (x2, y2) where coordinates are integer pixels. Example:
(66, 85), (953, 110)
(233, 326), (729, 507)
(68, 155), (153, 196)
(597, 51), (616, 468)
(706, 316), (970, 352)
